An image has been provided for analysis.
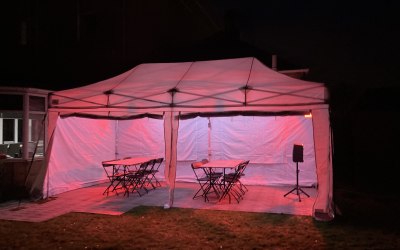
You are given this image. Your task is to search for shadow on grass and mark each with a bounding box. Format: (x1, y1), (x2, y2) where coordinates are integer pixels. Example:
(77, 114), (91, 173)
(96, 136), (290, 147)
(124, 206), (322, 249)
(333, 185), (400, 230)
(312, 185), (400, 249)
(1, 202), (399, 249)
(123, 187), (400, 249)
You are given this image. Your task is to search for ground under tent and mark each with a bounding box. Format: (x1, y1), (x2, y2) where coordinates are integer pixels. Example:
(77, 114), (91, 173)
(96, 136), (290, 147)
(31, 57), (333, 220)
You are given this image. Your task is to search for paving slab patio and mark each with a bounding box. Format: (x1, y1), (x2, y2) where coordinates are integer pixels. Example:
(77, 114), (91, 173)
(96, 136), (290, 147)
(0, 182), (316, 222)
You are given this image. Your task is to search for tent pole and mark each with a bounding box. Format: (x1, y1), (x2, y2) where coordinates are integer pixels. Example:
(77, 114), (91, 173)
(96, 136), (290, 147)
(207, 117), (212, 161)
(115, 120), (119, 159)
(272, 54), (278, 71)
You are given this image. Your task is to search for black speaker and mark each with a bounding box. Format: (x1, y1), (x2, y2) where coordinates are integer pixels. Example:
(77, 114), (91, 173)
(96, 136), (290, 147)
(285, 144), (310, 201)
(293, 144), (303, 162)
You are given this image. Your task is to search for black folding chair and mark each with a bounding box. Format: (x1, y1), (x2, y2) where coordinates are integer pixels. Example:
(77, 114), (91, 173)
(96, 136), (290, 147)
(126, 160), (152, 196)
(219, 161), (248, 203)
(0, 144), (8, 155)
(225, 160), (249, 195)
(191, 161), (210, 201)
(142, 159), (157, 190)
(102, 162), (126, 196)
(191, 161), (221, 202)
(7, 143), (21, 158)
(147, 157), (163, 189)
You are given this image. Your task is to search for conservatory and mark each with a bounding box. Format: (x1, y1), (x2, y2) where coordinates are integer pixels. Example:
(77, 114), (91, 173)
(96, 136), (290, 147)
(0, 87), (51, 201)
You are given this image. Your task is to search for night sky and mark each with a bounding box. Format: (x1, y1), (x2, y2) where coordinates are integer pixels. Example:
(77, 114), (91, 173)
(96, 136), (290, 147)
(2, 1), (400, 190)
(2, 1), (399, 90)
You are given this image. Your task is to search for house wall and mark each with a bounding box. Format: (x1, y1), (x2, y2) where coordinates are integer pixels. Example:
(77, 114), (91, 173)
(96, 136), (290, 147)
(0, 158), (44, 202)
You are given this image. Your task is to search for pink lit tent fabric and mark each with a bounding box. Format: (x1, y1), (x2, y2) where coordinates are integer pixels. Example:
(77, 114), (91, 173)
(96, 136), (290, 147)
(33, 57), (333, 220)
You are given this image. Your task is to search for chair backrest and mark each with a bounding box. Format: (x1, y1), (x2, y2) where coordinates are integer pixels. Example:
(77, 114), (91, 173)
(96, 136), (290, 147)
(191, 161), (206, 179)
(240, 160), (249, 168)
(102, 162), (117, 179)
(229, 160), (249, 180)
(139, 160), (150, 170)
(146, 159), (157, 171)
(153, 157), (163, 171)
(0, 144), (8, 154)
(7, 143), (21, 157)
(201, 158), (209, 164)
(238, 160), (249, 174)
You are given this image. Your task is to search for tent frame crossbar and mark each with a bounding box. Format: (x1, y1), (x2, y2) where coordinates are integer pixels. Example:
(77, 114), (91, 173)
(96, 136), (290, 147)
(178, 110), (310, 120)
(249, 85), (325, 103)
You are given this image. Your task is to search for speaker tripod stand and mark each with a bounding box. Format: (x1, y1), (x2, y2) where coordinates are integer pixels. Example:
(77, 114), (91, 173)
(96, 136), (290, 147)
(284, 161), (310, 202)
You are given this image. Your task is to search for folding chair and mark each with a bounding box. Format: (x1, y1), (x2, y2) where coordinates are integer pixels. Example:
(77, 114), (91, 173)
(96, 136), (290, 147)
(142, 159), (157, 190)
(102, 162), (125, 196)
(7, 143), (21, 158)
(225, 160), (249, 195)
(147, 157), (163, 189)
(126, 160), (152, 196)
(219, 161), (247, 203)
(191, 161), (210, 201)
(191, 161), (221, 202)
(0, 144), (8, 155)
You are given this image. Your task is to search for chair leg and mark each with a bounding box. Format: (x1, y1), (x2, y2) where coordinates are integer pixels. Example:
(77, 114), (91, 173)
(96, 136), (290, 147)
(193, 182), (209, 201)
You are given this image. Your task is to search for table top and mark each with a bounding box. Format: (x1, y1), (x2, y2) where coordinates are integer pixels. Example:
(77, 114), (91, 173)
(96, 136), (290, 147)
(201, 159), (244, 168)
(103, 157), (155, 166)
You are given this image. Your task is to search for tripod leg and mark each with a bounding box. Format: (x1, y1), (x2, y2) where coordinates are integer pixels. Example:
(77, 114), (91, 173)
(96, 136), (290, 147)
(284, 162), (300, 198)
(284, 187), (297, 197)
(299, 187), (310, 197)
(284, 162), (310, 201)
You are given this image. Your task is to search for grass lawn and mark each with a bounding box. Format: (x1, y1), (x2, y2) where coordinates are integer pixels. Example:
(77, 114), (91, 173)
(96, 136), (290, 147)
(0, 186), (399, 249)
